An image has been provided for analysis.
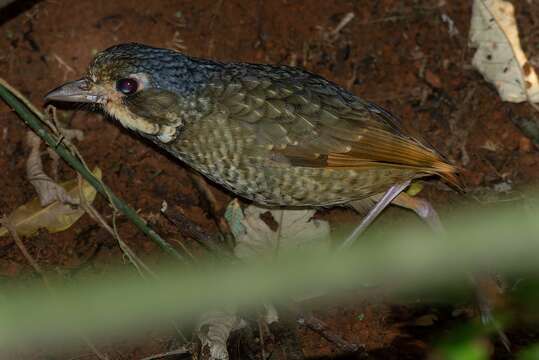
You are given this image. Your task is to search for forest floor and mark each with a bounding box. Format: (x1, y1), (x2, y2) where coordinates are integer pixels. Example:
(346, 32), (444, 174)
(1, 0), (539, 359)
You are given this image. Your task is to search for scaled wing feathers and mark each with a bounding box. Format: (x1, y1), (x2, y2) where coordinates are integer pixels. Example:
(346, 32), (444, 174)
(209, 68), (459, 187)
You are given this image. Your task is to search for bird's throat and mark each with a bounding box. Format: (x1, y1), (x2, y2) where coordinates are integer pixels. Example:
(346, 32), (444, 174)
(104, 101), (180, 143)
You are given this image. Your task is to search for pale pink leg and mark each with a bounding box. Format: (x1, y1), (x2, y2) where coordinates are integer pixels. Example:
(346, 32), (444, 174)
(339, 180), (411, 250)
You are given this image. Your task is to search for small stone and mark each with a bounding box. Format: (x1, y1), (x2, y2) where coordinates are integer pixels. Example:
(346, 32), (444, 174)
(425, 70), (442, 88)
(519, 136), (533, 153)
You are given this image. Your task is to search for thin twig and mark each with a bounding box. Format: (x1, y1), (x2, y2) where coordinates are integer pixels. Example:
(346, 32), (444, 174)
(0, 218), (48, 286)
(162, 210), (230, 255)
(257, 317), (266, 360)
(297, 313), (362, 355)
(346, 63), (358, 91)
(330, 12), (355, 37)
(77, 179), (189, 344)
(288, 303), (362, 355)
(169, 238), (196, 260)
(79, 191), (150, 277)
(356, 5), (442, 26)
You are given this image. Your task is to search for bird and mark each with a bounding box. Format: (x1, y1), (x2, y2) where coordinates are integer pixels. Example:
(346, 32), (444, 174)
(45, 43), (458, 245)
(45, 43), (513, 349)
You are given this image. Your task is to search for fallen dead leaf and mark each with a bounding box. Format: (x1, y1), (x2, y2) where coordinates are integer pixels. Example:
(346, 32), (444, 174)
(225, 200), (331, 259)
(26, 130), (80, 206)
(196, 310), (246, 360)
(469, 0), (539, 103)
(0, 168), (101, 237)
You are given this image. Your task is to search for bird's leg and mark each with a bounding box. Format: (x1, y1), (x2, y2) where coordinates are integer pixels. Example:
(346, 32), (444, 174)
(342, 183), (509, 348)
(391, 191), (511, 351)
(390, 192), (444, 233)
(339, 180), (411, 250)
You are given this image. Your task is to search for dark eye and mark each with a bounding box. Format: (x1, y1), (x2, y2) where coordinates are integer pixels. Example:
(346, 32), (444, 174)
(116, 78), (138, 95)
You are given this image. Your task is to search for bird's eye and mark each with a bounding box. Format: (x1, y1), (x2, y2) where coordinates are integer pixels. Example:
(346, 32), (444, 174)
(116, 78), (138, 95)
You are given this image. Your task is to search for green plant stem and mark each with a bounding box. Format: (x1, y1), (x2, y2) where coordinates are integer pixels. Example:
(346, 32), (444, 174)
(0, 83), (186, 262)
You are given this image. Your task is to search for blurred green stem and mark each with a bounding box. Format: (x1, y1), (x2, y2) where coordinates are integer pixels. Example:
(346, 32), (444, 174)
(0, 81), (186, 262)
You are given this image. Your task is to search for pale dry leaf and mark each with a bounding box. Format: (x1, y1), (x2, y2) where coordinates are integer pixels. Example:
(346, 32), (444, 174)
(48, 128), (84, 180)
(263, 303), (279, 324)
(225, 199), (331, 260)
(0, 168), (101, 237)
(26, 131), (77, 206)
(196, 310), (246, 360)
(469, 0), (539, 103)
(414, 313), (438, 326)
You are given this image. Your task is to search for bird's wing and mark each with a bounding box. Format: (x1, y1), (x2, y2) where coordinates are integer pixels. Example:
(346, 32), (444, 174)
(207, 69), (458, 186)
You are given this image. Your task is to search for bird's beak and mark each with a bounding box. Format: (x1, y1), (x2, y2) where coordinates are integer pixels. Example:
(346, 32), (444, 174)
(45, 79), (103, 104)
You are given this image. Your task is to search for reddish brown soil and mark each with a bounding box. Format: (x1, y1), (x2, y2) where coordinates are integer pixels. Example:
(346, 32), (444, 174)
(1, 0), (539, 359)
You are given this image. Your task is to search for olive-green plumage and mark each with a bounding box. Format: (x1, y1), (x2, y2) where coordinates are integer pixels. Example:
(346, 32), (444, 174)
(46, 43), (458, 209)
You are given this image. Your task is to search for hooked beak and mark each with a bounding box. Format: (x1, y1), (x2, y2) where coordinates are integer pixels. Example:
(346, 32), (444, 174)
(45, 79), (104, 104)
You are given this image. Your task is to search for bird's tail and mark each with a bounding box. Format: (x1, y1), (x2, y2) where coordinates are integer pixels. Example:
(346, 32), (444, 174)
(430, 159), (463, 191)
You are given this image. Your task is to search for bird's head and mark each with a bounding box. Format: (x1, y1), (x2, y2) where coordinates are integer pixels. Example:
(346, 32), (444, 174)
(45, 43), (215, 142)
